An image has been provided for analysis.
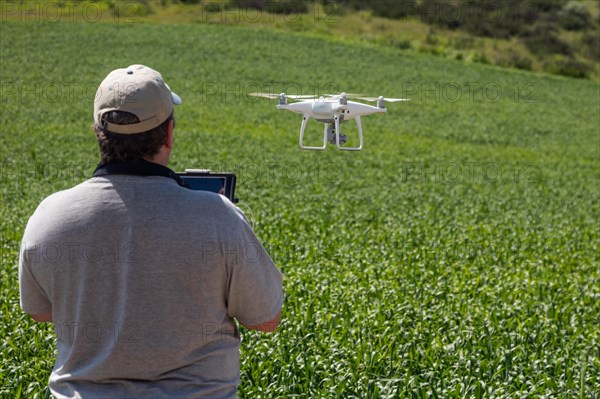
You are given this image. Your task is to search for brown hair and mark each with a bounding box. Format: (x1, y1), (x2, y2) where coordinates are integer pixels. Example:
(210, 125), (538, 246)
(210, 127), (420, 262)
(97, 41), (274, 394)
(93, 111), (171, 164)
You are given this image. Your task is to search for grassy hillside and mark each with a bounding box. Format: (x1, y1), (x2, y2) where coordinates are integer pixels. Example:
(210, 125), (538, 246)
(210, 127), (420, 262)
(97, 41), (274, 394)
(2, 1), (598, 80)
(1, 19), (599, 398)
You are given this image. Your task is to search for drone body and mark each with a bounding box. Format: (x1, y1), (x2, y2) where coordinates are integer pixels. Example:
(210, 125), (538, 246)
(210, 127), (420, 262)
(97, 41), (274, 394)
(251, 92), (408, 151)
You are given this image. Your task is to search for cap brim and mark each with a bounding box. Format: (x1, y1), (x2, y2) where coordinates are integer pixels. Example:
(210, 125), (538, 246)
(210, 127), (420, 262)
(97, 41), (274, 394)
(172, 91), (182, 105)
(165, 83), (181, 105)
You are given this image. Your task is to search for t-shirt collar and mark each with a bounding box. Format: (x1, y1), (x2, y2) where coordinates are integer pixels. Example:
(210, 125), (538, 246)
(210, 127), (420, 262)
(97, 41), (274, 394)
(93, 159), (189, 188)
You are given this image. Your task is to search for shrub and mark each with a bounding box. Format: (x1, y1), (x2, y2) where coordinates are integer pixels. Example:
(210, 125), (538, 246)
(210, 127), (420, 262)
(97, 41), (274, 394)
(521, 22), (573, 56)
(392, 39), (412, 50)
(507, 52), (533, 70)
(494, 50), (533, 71)
(371, 0), (417, 20)
(418, 0), (461, 29)
(545, 56), (592, 79)
(230, 0), (308, 14)
(109, 0), (154, 16)
(319, 0), (364, 12)
(583, 33), (600, 61)
(414, 0), (572, 40)
(452, 35), (475, 50)
(466, 51), (489, 64)
(203, 2), (222, 11)
(461, 1), (523, 39)
(558, 1), (592, 31)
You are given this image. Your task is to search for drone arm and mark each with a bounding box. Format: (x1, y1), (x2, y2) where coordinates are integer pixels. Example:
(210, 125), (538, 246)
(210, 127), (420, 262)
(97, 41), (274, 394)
(299, 114), (327, 151)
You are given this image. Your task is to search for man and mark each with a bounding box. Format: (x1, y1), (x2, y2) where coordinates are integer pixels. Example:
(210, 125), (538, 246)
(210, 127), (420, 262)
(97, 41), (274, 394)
(19, 64), (283, 399)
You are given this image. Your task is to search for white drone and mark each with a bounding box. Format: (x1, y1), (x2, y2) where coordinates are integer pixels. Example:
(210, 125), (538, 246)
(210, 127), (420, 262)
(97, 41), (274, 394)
(250, 92), (408, 151)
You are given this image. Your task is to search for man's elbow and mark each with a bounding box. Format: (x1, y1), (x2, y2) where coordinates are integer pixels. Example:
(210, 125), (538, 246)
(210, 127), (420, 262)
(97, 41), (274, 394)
(30, 312), (52, 323)
(246, 312), (281, 333)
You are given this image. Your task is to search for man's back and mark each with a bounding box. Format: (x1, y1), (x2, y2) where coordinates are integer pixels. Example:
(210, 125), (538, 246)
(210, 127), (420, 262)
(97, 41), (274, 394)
(20, 174), (283, 398)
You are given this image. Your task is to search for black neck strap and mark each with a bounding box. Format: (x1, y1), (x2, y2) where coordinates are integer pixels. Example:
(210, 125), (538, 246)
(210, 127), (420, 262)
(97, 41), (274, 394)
(93, 159), (189, 188)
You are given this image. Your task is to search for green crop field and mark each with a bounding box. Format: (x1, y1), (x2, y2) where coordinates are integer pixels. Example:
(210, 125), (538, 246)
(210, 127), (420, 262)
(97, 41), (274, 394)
(1, 18), (599, 398)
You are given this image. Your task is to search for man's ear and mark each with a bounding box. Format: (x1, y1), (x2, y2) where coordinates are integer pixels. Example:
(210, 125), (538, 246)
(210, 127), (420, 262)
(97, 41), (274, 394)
(165, 119), (174, 149)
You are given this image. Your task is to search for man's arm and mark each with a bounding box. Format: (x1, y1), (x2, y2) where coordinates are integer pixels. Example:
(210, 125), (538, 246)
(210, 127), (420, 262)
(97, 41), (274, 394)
(223, 201), (283, 334)
(244, 311), (281, 333)
(30, 312), (52, 323)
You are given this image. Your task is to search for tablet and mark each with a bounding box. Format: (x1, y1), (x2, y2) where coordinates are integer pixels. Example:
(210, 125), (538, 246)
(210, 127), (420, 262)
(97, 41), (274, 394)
(177, 169), (238, 203)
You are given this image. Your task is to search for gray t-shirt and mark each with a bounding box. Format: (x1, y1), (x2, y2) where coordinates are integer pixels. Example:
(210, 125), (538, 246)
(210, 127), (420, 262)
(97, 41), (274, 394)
(19, 175), (283, 399)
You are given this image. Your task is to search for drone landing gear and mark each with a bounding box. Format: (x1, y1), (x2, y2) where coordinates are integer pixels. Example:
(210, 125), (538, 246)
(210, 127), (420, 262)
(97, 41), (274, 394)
(333, 115), (363, 151)
(299, 115), (327, 150)
(299, 114), (363, 151)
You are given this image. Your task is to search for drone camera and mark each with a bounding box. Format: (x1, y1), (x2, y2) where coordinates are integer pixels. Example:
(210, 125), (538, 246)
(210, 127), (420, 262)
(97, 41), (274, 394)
(326, 125), (348, 145)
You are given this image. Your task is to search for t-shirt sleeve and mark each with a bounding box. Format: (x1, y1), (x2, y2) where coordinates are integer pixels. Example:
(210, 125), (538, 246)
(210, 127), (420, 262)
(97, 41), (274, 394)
(224, 206), (283, 327)
(19, 241), (52, 315)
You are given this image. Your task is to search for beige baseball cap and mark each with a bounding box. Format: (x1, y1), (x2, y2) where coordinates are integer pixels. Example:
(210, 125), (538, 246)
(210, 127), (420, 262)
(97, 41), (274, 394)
(94, 64), (181, 134)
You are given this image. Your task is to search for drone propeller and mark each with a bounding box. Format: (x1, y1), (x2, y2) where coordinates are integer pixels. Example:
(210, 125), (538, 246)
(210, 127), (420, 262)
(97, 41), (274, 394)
(249, 93), (320, 101)
(286, 94), (321, 99)
(324, 93), (364, 99)
(355, 96), (410, 102)
(249, 92), (280, 99)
